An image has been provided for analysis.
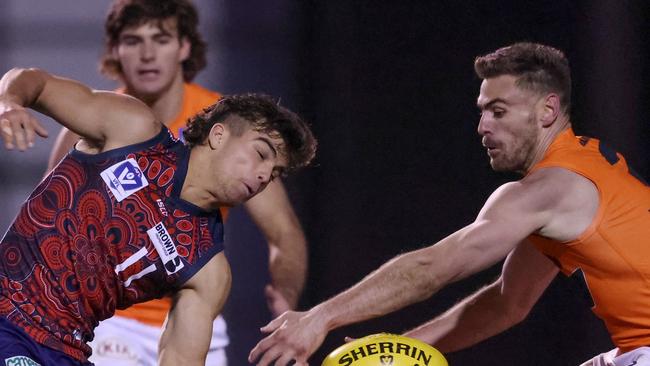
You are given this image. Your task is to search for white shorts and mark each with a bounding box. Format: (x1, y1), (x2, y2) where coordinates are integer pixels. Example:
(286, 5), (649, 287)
(88, 315), (229, 366)
(581, 347), (650, 366)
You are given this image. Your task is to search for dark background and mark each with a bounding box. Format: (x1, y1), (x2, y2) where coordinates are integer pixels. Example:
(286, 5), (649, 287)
(0, 1), (648, 365)
(218, 1), (649, 365)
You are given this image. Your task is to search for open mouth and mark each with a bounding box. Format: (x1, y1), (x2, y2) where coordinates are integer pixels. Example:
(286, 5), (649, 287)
(482, 141), (499, 157)
(137, 69), (160, 79)
(482, 139), (498, 151)
(243, 182), (254, 196)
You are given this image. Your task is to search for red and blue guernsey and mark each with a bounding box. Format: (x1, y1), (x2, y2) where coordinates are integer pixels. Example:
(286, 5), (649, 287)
(0, 127), (224, 361)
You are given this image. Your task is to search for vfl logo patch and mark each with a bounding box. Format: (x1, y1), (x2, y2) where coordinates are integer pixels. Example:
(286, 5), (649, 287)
(379, 355), (394, 365)
(4, 356), (41, 366)
(147, 222), (185, 275)
(100, 158), (148, 202)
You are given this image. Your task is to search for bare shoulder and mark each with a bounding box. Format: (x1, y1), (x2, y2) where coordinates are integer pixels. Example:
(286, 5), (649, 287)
(489, 168), (595, 206)
(521, 167), (598, 209)
(521, 167), (599, 241)
(87, 91), (163, 152)
(479, 167), (598, 241)
(94, 91), (160, 144)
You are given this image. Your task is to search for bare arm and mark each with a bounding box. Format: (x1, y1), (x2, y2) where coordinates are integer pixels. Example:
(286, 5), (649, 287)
(0, 68), (159, 153)
(159, 252), (232, 366)
(404, 239), (559, 352)
(46, 127), (81, 172)
(248, 168), (595, 366)
(245, 179), (307, 315)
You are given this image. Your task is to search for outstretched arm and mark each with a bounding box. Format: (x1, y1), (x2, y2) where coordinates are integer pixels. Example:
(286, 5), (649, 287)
(405, 239), (558, 352)
(247, 220), (528, 366)
(248, 168), (582, 366)
(159, 252), (232, 366)
(245, 179), (307, 315)
(0, 67), (159, 152)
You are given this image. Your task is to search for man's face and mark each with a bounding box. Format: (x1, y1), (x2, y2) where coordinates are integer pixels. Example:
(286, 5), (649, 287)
(476, 75), (542, 173)
(208, 117), (288, 206)
(114, 17), (189, 98)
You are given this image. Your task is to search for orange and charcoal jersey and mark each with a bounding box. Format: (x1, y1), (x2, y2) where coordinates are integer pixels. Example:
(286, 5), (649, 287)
(527, 128), (650, 353)
(114, 83), (226, 327)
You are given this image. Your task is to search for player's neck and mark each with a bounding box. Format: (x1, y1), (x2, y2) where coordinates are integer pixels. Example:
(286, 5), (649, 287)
(126, 72), (185, 127)
(182, 145), (222, 211)
(525, 116), (571, 173)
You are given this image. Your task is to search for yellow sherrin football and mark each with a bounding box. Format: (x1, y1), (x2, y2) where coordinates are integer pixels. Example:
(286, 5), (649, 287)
(321, 333), (448, 366)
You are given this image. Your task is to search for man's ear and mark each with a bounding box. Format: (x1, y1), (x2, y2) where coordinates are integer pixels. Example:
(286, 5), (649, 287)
(179, 37), (191, 63)
(207, 123), (227, 150)
(539, 93), (561, 128)
(112, 46), (120, 64)
(110, 47), (125, 81)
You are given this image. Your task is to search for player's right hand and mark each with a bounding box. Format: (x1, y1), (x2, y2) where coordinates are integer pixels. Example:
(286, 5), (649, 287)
(249, 310), (329, 366)
(0, 100), (48, 150)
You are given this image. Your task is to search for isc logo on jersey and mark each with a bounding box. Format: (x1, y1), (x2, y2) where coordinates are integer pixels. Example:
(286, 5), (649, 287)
(147, 222), (185, 275)
(100, 158), (148, 202)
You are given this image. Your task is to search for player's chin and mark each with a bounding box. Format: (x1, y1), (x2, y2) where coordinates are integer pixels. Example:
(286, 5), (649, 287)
(229, 192), (257, 206)
(489, 158), (510, 172)
(489, 161), (505, 171)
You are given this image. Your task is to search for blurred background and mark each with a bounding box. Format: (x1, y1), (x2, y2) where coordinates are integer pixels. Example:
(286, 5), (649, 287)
(0, 1), (648, 365)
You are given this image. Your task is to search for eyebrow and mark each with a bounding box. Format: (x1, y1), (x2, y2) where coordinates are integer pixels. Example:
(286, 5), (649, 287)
(153, 33), (173, 39)
(120, 27), (174, 40)
(477, 98), (509, 110)
(256, 137), (278, 157)
(119, 33), (141, 40)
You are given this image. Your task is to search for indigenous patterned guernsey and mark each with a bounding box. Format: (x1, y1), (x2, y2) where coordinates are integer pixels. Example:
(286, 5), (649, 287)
(114, 82), (224, 327)
(0, 127), (224, 361)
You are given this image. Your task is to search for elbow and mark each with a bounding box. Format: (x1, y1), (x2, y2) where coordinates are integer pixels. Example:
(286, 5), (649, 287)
(8, 67), (45, 80)
(2, 68), (48, 106)
(412, 244), (470, 296)
(510, 292), (537, 325)
(6, 67), (28, 76)
(497, 282), (534, 326)
(507, 303), (531, 326)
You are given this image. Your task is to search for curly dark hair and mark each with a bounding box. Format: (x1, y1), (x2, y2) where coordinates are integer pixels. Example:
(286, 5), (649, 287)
(183, 94), (317, 173)
(474, 42), (571, 114)
(100, 0), (206, 82)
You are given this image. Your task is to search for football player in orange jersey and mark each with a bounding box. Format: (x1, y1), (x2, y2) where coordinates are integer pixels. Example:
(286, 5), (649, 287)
(249, 43), (650, 366)
(46, 1), (309, 365)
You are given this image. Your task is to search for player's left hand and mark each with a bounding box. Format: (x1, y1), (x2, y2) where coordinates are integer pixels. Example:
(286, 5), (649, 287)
(249, 310), (328, 366)
(0, 100), (48, 151)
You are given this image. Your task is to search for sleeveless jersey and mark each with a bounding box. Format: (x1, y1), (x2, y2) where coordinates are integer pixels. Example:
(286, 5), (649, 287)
(115, 83), (222, 327)
(528, 128), (650, 353)
(0, 128), (224, 361)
